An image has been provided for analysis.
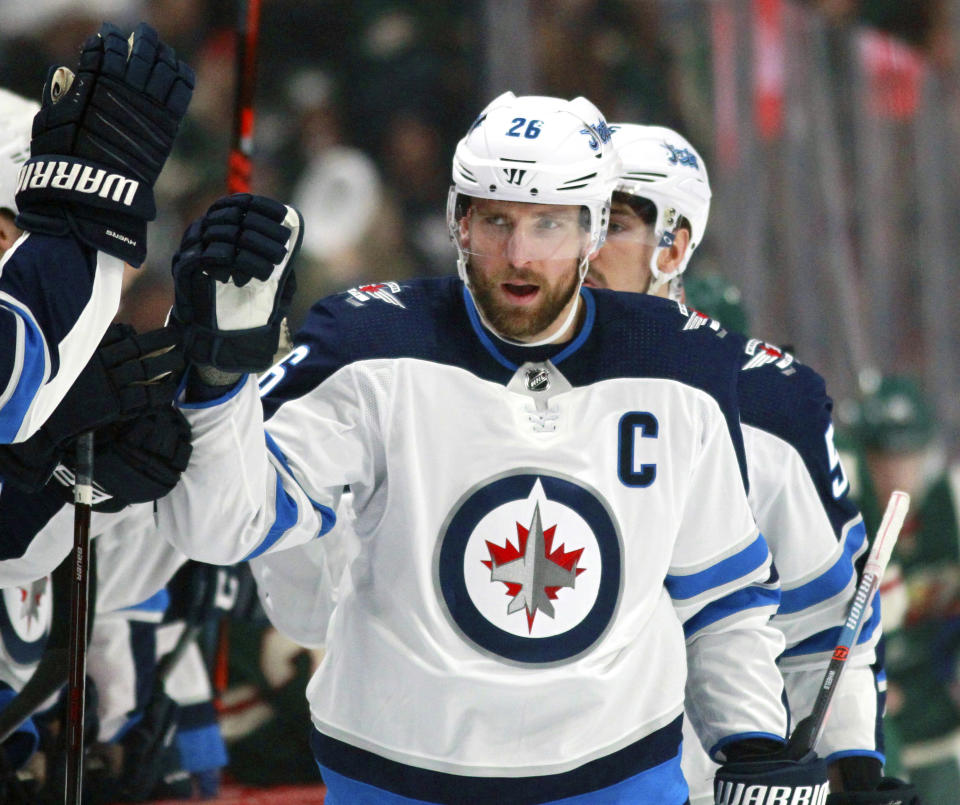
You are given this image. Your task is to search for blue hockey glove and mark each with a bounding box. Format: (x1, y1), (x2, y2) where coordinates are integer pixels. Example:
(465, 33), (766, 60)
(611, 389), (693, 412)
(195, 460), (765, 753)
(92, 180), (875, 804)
(14, 22), (194, 266)
(715, 738), (829, 805)
(171, 193), (303, 374)
(0, 323), (184, 491)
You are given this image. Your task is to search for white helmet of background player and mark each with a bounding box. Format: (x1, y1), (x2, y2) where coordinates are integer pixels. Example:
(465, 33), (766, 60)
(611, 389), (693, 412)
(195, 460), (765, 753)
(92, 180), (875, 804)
(610, 123), (711, 295)
(0, 88), (39, 215)
(448, 91), (621, 287)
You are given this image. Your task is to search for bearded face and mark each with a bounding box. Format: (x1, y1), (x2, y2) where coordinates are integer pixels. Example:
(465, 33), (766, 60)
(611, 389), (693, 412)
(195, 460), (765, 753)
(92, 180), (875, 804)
(460, 199), (586, 342)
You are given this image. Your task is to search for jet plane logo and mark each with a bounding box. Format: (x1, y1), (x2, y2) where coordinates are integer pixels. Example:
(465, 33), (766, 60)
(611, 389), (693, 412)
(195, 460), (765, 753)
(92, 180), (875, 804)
(346, 281), (406, 309)
(484, 502), (585, 632)
(436, 472), (622, 664)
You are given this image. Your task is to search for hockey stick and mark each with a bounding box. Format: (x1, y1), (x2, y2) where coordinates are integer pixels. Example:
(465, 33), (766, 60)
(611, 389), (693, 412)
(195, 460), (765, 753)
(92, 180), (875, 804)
(212, 0), (262, 712)
(791, 489), (911, 754)
(227, 0), (261, 195)
(64, 431), (94, 804)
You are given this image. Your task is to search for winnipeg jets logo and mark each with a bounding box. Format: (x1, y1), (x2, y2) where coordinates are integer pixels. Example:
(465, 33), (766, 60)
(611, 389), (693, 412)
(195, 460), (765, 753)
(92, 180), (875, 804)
(346, 281), (406, 309)
(742, 338), (795, 372)
(484, 502), (585, 632)
(0, 576), (52, 664)
(663, 142), (700, 169)
(436, 472), (622, 664)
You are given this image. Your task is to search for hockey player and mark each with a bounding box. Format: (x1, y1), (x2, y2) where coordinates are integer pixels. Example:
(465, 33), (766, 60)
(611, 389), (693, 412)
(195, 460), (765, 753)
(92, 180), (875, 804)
(0, 23), (193, 444)
(158, 94), (830, 803)
(590, 122), (917, 805)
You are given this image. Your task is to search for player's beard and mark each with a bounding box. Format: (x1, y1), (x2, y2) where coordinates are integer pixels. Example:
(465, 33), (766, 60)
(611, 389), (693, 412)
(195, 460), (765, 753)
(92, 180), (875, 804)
(466, 260), (581, 341)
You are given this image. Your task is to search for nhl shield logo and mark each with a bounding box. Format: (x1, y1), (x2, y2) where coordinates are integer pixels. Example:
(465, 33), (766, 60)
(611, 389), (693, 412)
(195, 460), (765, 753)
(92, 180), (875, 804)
(525, 367), (550, 392)
(435, 471), (623, 664)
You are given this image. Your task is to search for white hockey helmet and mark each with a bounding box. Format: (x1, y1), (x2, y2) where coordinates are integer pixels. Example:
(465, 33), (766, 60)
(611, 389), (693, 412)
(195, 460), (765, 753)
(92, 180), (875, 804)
(0, 88), (39, 215)
(609, 123), (711, 293)
(448, 91), (621, 284)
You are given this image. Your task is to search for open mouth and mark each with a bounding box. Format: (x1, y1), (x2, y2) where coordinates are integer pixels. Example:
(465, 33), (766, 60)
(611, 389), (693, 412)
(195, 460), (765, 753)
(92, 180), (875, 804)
(501, 282), (540, 302)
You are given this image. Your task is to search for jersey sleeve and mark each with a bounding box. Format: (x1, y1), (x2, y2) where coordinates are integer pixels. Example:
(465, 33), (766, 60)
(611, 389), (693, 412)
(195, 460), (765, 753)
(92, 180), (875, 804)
(737, 356), (882, 761)
(664, 387), (788, 760)
(0, 232), (124, 443)
(159, 297), (379, 565)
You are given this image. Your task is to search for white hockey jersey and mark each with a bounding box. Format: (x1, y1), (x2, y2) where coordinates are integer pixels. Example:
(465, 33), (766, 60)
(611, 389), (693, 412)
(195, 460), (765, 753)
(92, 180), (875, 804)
(677, 324), (883, 803)
(162, 278), (790, 803)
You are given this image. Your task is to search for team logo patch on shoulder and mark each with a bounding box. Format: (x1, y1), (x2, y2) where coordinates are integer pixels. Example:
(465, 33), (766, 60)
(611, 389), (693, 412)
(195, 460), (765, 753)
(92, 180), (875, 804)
(742, 338), (795, 372)
(345, 281), (406, 309)
(435, 471), (623, 664)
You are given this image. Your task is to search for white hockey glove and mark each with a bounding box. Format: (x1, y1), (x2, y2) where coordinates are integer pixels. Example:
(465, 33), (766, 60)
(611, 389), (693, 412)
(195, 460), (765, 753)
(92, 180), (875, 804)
(170, 193), (303, 376)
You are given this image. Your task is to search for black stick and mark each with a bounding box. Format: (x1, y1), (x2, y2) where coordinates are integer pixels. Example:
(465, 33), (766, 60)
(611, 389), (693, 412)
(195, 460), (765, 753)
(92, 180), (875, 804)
(64, 432), (94, 804)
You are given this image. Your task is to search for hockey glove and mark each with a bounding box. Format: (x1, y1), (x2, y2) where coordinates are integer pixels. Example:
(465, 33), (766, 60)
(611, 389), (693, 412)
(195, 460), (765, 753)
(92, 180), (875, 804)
(715, 738), (829, 805)
(48, 405), (192, 512)
(0, 323), (184, 491)
(14, 22), (195, 266)
(171, 193), (303, 374)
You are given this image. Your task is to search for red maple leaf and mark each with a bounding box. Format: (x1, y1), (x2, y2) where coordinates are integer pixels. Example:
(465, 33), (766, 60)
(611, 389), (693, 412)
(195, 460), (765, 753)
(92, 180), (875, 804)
(359, 283), (386, 293)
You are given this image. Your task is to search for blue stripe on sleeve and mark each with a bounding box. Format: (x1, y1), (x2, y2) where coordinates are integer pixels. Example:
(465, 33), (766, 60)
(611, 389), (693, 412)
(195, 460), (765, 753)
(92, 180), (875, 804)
(665, 533), (769, 601)
(682, 585), (781, 639)
(242, 472), (300, 561)
(0, 303), (47, 442)
(779, 519), (867, 615)
(264, 430), (336, 532)
(781, 598), (882, 658)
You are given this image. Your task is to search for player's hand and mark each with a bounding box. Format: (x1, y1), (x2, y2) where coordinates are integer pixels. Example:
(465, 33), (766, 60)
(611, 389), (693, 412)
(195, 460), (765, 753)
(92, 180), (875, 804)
(0, 323), (184, 491)
(171, 193), (303, 375)
(15, 22), (194, 266)
(715, 737), (829, 804)
(826, 778), (920, 804)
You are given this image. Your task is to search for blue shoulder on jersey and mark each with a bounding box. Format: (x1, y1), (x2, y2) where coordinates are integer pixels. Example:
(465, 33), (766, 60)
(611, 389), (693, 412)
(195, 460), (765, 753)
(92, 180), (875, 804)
(0, 233), (98, 383)
(261, 280), (748, 486)
(729, 331), (860, 537)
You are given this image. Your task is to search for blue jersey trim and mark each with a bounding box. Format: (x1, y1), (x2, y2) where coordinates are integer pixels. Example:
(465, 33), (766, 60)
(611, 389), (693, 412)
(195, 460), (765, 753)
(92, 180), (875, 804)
(682, 585), (781, 639)
(0, 302), (47, 442)
(824, 749), (884, 766)
(264, 431), (337, 534)
(779, 519), (866, 615)
(665, 534), (770, 601)
(123, 588), (170, 614)
(242, 472), (299, 561)
(781, 599), (882, 658)
(320, 750), (688, 805)
(311, 715), (683, 804)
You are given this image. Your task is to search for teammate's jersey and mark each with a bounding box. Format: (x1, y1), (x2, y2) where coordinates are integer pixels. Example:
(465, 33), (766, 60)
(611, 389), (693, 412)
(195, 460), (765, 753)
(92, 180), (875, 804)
(162, 277), (790, 801)
(674, 313), (882, 803)
(0, 231), (124, 443)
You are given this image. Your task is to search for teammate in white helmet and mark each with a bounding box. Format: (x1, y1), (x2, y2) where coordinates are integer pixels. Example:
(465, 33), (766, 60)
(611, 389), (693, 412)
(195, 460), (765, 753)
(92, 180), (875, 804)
(0, 22), (192, 445)
(589, 122), (917, 805)
(156, 92), (831, 803)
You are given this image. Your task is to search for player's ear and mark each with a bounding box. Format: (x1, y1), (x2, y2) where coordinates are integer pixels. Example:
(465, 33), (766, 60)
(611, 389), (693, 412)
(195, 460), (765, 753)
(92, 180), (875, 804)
(657, 227), (691, 274)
